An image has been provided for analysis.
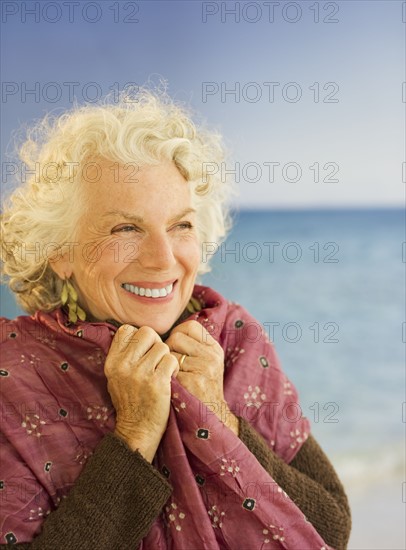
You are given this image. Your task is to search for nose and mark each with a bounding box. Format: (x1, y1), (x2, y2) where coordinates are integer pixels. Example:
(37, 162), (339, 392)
(137, 232), (177, 271)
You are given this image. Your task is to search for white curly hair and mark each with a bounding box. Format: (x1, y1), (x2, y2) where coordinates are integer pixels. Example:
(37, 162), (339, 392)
(1, 88), (234, 314)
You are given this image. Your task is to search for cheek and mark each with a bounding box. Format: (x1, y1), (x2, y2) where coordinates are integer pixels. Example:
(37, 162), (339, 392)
(114, 238), (142, 265)
(174, 239), (200, 276)
(184, 240), (201, 272)
(77, 242), (124, 279)
(101, 240), (140, 267)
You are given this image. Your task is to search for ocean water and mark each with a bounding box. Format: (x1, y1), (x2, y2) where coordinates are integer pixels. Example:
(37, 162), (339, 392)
(200, 208), (405, 490)
(1, 208), (404, 491)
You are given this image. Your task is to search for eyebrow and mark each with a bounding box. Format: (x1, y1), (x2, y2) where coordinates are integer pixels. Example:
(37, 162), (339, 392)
(102, 207), (197, 224)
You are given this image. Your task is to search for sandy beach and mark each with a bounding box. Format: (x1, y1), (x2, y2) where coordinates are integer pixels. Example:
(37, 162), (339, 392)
(345, 475), (405, 549)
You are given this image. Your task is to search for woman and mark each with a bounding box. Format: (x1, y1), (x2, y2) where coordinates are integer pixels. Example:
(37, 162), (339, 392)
(0, 91), (351, 549)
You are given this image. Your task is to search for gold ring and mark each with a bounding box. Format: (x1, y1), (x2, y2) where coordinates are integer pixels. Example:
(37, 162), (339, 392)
(179, 354), (187, 368)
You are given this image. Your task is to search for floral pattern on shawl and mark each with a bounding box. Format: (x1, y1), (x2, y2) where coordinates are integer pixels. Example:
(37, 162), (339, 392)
(0, 285), (330, 549)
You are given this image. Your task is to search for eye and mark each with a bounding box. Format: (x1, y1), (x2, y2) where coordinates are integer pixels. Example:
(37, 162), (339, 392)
(175, 222), (193, 230)
(112, 225), (139, 233)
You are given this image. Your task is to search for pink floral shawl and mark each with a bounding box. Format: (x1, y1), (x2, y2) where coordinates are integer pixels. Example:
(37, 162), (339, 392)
(0, 285), (330, 549)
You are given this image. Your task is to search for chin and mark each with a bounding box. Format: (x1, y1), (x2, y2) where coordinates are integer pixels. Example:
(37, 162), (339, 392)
(155, 319), (178, 336)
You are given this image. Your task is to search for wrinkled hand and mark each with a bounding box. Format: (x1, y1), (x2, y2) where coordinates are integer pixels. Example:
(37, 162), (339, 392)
(165, 320), (239, 435)
(104, 324), (179, 462)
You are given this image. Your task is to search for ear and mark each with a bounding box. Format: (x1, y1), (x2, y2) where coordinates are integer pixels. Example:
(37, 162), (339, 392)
(48, 249), (73, 280)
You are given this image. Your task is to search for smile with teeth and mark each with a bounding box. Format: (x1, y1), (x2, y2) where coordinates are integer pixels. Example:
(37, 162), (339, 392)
(122, 282), (174, 298)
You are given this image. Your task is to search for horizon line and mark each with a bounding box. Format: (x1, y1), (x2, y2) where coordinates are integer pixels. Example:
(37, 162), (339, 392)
(233, 205), (405, 212)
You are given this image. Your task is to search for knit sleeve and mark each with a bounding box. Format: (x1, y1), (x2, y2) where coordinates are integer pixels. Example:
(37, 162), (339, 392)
(238, 417), (351, 550)
(0, 433), (172, 549)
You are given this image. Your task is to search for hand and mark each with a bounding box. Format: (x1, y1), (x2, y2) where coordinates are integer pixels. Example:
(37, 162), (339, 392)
(165, 320), (239, 435)
(104, 324), (179, 462)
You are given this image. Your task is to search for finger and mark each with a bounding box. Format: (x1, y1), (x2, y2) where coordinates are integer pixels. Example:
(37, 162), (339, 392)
(169, 320), (217, 346)
(170, 351), (196, 374)
(156, 353), (179, 380)
(107, 326), (162, 375)
(170, 352), (182, 370)
(113, 324), (138, 349)
(124, 325), (162, 360)
(138, 341), (171, 373)
(166, 332), (203, 358)
(105, 325), (138, 376)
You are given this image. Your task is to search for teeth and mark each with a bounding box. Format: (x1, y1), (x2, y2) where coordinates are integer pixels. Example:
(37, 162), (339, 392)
(123, 283), (174, 298)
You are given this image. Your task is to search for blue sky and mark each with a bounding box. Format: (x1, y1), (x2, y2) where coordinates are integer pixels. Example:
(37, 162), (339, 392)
(1, 0), (405, 208)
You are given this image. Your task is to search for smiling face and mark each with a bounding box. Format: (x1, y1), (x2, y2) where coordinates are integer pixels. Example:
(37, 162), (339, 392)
(53, 159), (201, 335)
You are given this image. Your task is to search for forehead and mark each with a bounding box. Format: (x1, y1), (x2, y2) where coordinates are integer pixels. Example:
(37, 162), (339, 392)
(82, 159), (193, 213)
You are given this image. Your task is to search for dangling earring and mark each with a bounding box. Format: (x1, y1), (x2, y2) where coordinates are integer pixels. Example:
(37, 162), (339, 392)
(186, 296), (202, 313)
(61, 279), (86, 323)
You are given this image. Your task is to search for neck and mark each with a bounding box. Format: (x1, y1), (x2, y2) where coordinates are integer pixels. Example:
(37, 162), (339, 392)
(104, 306), (192, 341)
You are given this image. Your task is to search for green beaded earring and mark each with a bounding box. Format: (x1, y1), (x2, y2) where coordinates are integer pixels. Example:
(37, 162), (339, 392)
(61, 279), (86, 323)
